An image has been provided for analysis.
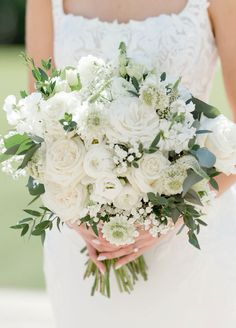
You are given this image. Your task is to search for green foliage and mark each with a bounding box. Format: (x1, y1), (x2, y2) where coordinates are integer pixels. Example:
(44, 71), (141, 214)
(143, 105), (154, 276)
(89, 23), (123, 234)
(11, 206), (62, 245)
(147, 191), (207, 250)
(59, 112), (78, 133)
(192, 97), (221, 119)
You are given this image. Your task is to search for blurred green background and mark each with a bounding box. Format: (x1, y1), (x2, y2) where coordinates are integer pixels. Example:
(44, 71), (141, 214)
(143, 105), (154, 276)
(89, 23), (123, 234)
(0, 1), (232, 290)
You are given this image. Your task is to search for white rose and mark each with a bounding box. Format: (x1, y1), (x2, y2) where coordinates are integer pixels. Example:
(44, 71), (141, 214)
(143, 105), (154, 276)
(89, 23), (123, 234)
(113, 184), (141, 211)
(197, 115), (236, 175)
(128, 152), (170, 193)
(45, 136), (86, 186)
(106, 97), (159, 147)
(83, 144), (114, 178)
(41, 182), (88, 222)
(91, 174), (123, 204)
(77, 55), (106, 87)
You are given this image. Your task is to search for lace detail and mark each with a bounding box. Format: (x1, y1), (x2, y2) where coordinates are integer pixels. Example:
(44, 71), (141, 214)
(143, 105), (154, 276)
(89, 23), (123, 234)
(51, 0), (218, 101)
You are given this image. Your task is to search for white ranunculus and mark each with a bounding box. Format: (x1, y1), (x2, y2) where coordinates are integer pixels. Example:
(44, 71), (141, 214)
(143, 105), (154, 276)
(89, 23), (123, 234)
(113, 184), (141, 211)
(77, 55), (106, 87)
(197, 114), (236, 175)
(83, 144), (114, 178)
(106, 97), (159, 147)
(128, 152), (170, 193)
(91, 174), (123, 204)
(45, 136), (86, 186)
(41, 182), (88, 222)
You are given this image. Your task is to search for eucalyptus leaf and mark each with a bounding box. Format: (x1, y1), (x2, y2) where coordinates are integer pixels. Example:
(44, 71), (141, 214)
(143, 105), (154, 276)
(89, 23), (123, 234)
(192, 97), (220, 119)
(194, 147), (216, 168)
(188, 231), (201, 249)
(182, 171), (203, 196)
(184, 189), (203, 206)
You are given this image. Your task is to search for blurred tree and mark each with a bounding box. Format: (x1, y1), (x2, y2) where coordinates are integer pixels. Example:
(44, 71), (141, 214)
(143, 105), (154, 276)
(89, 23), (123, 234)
(0, 0), (26, 44)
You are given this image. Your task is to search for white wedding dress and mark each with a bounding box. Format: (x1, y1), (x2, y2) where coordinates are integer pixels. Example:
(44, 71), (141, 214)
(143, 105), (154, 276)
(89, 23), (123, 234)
(44, 1), (236, 327)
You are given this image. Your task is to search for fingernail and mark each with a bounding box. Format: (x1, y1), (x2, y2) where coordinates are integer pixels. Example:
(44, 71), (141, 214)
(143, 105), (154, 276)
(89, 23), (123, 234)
(100, 268), (106, 275)
(97, 255), (106, 261)
(115, 264), (123, 270)
(92, 239), (101, 245)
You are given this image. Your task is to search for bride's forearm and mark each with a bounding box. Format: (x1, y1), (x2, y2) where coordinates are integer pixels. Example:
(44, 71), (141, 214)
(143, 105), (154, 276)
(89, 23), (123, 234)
(215, 173), (236, 196)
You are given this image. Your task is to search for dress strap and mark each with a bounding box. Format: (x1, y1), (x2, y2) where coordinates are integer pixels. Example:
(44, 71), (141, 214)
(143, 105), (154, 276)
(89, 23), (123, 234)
(51, 0), (65, 31)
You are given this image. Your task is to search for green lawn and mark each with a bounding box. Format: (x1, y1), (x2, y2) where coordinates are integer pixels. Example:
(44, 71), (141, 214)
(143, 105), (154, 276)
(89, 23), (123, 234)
(0, 46), (232, 289)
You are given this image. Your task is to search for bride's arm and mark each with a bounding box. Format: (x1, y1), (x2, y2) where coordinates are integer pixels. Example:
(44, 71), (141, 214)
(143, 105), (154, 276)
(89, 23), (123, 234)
(26, 0), (55, 92)
(209, 0), (236, 194)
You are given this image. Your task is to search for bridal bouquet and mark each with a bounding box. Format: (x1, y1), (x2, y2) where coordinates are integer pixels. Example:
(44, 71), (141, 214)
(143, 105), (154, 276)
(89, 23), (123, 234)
(1, 42), (236, 297)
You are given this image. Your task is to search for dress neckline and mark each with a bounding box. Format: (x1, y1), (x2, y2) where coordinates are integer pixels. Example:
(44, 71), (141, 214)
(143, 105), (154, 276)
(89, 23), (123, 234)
(61, 0), (192, 26)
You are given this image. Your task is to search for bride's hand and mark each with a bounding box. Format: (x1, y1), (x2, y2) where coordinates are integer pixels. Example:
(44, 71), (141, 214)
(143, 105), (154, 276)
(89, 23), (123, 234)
(67, 222), (123, 274)
(97, 228), (165, 269)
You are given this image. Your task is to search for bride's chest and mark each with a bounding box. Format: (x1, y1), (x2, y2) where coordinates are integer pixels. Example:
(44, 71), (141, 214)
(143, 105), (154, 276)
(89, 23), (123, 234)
(53, 8), (217, 100)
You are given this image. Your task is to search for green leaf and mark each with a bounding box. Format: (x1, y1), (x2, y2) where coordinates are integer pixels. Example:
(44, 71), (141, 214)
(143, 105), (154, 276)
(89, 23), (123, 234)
(11, 224), (27, 230)
(131, 77), (140, 92)
(18, 144), (41, 170)
(209, 178), (219, 191)
(23, 209), (41, 217)
(196, 130), (213, 135)
(34, 220), (51, 232)
(56, 217), (62, 232)
(160, 72), (166, 82)
(176, 223), (186, 235)
(132, 161), (139, 168)
(192, 97), (221, 119)
(119, 41), (127, 53)
(196, 218), (207, 226)
(188, 231), (201, 249)
(91, 224), (99, 236)
(194, 148), (216, 168)
(21, 224), (29, 237)
(4, 134), (29, 149)
(150, 132), (162, 149)
(182, 171), (203, 196)
(27, 176), (45, 196)
(19, 217), (34, 224)
(20, 90), (28, 98)
(41, 231), (46, 244)
(184, 189), (203, 206)
(128, 90), (139, 97)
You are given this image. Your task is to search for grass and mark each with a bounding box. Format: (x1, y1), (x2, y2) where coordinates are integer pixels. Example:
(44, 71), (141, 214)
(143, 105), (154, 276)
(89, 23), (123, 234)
(0, 45), (232, 289)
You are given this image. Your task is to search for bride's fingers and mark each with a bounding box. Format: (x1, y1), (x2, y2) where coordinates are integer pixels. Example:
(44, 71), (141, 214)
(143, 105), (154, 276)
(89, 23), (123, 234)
(97, 245), (137, 260)
(114, 246), (150, 269)
(86, 242), (106, 275)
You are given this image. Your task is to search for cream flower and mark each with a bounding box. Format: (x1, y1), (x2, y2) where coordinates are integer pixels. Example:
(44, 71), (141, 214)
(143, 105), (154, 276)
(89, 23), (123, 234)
(113, 184), (141, 211)
(128, 152), (170, 193)
(45, 136), (85, 186)
(83, 144), (114, 179)
(91, 174), (123, 204)
(197, 114), (236, 175)
(41, 182), (88, 222)
(106, 97), (159, 147)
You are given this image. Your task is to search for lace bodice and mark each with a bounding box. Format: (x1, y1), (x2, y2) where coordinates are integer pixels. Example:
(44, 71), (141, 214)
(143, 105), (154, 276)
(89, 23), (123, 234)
(52, 0), (218, 101)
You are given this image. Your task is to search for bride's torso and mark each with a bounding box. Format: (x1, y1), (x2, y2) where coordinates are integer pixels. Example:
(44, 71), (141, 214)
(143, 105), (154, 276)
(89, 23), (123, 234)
(52, 0), (218, 101)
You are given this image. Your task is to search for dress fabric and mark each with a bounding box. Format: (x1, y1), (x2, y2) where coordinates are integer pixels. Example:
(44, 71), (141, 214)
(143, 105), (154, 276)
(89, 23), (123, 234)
(43, 1), (236, 327)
